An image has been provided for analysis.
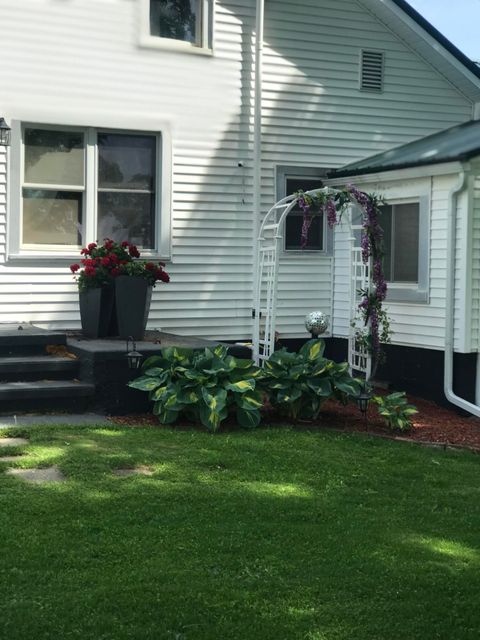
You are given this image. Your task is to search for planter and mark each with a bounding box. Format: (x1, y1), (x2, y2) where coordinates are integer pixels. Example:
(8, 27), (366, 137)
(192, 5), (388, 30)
(114, 276), (152, 340)
(79, 286), (115, 338)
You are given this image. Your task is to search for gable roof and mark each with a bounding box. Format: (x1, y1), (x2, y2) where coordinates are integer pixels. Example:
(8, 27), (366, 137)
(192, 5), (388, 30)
(357, 0), (480, 101)
(390, 0), (480, 81)
(328, 119), (480, 178)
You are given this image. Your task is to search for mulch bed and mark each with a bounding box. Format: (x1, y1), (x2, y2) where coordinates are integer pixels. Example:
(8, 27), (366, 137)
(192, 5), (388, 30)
(109, 394), (480, 453)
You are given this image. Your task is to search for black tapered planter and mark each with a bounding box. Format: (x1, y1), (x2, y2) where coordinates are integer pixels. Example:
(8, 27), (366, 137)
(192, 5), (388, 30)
(79, 286), (115, 338)
(114, 276), (152, 340)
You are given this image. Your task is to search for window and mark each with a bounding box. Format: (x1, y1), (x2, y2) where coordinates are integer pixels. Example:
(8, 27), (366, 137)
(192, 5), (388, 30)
(276, 167), (329, 253)
(19, 125), (162, 253)
(360, 50), (384, 93)
(142, 0), (213, 51)
(377, 199), (429, 303)
(379, 203), (419, 283)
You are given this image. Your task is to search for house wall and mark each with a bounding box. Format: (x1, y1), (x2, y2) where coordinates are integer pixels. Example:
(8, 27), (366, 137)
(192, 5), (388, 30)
(331, 171), (472, 353)
(0, 0), (475, 341)
(470, 173), (480, 351)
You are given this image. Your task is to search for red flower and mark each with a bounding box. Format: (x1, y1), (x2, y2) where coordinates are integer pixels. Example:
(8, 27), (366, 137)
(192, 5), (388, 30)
(111, 267), (120, 277)
(87, 242), (97, 251)
(145, 262), (155, 271)
(121, 241), (129, 248)
(70, 263), (80, 273)
(129, 245), (140, 258)
(84, 259), (96, 268)
(101, 257), (110, 267)
(109, 254), (119, 264)
(103, 239), (114, 250)
(156, 270), (170, 283)
(84, 266), (96, 277)
(80, 248), (89, 255)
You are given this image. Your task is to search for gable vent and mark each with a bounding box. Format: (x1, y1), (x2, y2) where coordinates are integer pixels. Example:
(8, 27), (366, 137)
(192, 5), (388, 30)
(360, 50), (384, 92)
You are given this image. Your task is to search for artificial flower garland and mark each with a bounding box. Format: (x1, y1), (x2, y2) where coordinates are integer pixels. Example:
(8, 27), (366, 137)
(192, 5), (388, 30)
(296, 185), (391, 363)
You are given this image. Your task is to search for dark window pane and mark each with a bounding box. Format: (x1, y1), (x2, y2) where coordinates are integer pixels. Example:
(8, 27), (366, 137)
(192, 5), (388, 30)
(24, 128), (84, 186)
(97, 192), (154, 248)
(285, 176), (324, 250)
(22, 188), (82, 245)
(393, 203), (419, 282)
(150, 0), (198, 44)
(98, 134), (156, 190)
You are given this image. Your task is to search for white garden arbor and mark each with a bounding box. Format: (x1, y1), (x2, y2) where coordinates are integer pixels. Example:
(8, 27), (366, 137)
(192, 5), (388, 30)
(252, 187), (372, 379)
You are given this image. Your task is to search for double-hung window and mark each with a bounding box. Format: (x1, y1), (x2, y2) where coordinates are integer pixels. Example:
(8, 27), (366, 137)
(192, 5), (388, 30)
(276, 166), (329, 253)
(141, 0), (213, 51)
(378, 199), (429, 303)
(16, 124), (165, 255)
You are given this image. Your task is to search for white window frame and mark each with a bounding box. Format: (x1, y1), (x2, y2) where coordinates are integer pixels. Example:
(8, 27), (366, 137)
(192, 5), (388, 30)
(8, 115), (172, 262)
(275, 165), (332, 255)
(380, 196), (429, 304)
(139, 0), (214, 54)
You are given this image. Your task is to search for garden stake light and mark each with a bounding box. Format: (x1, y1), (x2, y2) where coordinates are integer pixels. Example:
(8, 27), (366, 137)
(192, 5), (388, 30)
(357, 384), (371, 431)
(126, 336), (143, 370)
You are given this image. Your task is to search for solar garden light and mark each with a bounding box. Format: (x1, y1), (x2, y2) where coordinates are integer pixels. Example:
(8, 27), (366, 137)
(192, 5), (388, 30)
(305, 311), (330, 339)
(0, 118), (11, 147)
(126, 336), (143, 370)
(356, 383), (371, 430)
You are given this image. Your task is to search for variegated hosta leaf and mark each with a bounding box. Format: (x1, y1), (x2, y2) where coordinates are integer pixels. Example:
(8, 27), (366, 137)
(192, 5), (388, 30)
(226, 379), (256, 393)
(154, 405), (179, 424)
(235, 390), (263, 411)
(143, 367), (168, 378)
(236, 407), (261, 429)
(299, 339), (325, 362)
(128, 376), (164, 392)
(151, 385), (169, 401)
(201, 387), (227, 412)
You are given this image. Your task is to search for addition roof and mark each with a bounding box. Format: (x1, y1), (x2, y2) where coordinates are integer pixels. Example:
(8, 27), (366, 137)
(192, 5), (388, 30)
(328, 119), (480, 178)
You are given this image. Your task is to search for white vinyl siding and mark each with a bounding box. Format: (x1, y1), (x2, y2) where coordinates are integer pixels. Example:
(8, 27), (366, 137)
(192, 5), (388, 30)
(0, 0), (475, 342)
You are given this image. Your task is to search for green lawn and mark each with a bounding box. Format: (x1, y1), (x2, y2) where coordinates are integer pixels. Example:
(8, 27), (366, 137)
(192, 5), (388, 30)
(0, 425), (479, 640)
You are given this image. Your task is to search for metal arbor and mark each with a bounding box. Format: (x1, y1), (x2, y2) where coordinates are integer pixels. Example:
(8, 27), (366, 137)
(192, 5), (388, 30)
(252, 187), (372, 379)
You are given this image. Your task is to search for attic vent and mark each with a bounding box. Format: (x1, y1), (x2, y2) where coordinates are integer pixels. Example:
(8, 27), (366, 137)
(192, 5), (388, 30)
(360, 50), (384, 92)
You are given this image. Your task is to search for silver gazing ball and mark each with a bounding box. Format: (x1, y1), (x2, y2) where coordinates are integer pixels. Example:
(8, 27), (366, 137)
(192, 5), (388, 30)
(305, 311), (330, 336)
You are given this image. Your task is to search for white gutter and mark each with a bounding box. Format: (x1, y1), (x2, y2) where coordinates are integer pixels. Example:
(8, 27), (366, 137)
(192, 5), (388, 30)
(252, 0), (264, 310)
(444, 164), (480, 416)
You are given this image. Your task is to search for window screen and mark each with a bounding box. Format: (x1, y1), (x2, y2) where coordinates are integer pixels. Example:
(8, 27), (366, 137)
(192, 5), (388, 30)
(379, 203), (419, 283)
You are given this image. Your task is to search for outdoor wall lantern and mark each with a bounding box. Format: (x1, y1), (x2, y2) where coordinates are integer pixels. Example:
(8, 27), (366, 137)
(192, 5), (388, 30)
(126, 336), (143, 370)
(305, 311), (330, 338)
(0, 118), (11, 147)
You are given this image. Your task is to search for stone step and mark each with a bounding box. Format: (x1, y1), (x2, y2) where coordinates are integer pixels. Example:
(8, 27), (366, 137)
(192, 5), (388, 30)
(0, 356), (78, 380)
(0, 325), (67, 356)
(0, 380), (95, 401)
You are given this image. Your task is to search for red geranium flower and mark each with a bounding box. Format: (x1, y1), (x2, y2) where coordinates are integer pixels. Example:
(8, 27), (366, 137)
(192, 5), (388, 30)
(70, 263), (80, 273)
(145, 262), (155, 271)
(121, 241), (129, 248)
(101, 257), (110, 267)
(129, 245), (140, 258)
(111, 267), (120, 277)
(87, 242), (97, 251)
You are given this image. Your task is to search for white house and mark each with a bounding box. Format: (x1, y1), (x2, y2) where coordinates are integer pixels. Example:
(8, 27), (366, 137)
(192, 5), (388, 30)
(1, 0), (480, 410)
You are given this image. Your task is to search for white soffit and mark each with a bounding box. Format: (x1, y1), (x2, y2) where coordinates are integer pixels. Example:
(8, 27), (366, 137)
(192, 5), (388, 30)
(358, 0), (480, 102)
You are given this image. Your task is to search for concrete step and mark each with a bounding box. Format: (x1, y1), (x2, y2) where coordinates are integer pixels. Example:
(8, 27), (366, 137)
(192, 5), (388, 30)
(0, 380), (95, 401)
(0, 356), (78, 380)
(0, 325), (67, 356)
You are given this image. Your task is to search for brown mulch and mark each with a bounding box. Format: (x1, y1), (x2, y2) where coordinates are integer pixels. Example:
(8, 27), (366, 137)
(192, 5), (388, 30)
(109, 394), (480, 452)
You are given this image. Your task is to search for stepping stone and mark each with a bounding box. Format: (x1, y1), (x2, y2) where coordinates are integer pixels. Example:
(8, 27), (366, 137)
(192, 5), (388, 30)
(113, 466), (154, 477)
(6, 466), (65, 483)
(0, 455), (29, 463)
(0, 437), (28, 447)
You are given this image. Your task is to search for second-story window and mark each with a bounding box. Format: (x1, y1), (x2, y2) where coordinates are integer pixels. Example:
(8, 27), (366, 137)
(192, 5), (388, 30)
(148, 0), (213, 50)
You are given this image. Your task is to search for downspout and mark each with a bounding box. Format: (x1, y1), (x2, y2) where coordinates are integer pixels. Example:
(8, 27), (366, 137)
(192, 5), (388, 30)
(252, 0), (265, 311)
(444, 164), (480, 416)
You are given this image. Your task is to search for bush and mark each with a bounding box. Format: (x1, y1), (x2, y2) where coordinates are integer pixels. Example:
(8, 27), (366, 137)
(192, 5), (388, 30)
(128, 345), (262, 431)
(371, 391), (418, 431)
(258, 339), (362, 421)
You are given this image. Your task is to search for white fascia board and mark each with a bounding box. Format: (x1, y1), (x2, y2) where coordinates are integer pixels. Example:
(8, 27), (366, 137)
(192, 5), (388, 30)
(324, 161), (464, 187)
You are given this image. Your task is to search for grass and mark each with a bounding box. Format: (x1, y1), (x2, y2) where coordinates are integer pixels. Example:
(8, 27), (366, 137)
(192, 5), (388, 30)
(0, 425), (479, 640)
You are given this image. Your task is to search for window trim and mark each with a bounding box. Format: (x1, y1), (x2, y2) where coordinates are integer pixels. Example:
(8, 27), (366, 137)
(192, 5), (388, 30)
(139, 0), (215, 54)
(381, 196), (430, 304)
(8, 117), (172, 262)
(275, 165), (332, 256)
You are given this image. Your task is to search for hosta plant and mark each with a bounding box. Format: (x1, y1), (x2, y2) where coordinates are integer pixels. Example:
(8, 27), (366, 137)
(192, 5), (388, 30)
(128, 345), (263, 431)
(259, 339), (362, 421)
(371, 391), (418, 431)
